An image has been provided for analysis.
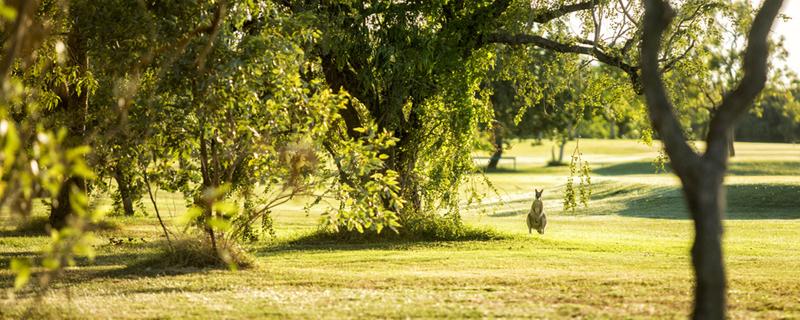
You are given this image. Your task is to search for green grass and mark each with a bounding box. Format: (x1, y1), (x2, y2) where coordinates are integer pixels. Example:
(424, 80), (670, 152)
(1, 139), (799, 319)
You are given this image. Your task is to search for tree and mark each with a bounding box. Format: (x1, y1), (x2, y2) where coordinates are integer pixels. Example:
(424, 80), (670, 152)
(639, 0), (783, 318)
(1, 0), (103, 292)
(277, 1), (642, 227)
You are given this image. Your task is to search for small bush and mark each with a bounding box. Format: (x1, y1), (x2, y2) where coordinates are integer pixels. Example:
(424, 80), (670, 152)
(299, 215), (507, 244)
(135, 236), (254, 270)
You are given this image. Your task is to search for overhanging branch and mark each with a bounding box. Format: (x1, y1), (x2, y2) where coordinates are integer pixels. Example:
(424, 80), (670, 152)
(483, 33), (641, 92)
(531, 0), (598, 23)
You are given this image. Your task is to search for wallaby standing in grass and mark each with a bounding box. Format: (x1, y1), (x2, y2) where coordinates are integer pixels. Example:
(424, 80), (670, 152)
(527, 189), (546, 234)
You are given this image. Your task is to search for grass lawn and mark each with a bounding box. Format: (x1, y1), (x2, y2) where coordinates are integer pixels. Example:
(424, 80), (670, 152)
(1, 139), (799, 319)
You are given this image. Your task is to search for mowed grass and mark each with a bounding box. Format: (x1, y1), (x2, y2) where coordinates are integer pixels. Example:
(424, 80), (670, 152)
(1, 139), (799, 319)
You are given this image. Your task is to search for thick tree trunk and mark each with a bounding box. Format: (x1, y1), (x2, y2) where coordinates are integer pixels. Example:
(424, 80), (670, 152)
(391, 126), (422, 217)
(48, 24), (88, 229)
(558, 137), (567, 163)
(49, 177), (86, 229)
(114, 166), (135, 216)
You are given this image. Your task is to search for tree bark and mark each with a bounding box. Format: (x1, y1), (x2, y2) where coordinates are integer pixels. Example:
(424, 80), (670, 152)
(728, 128), (736, 157)
(49, 177), (86, 230)
(681, 166), (726, 319)
(114, 165), (135, 216)
(487, 125), (503, 170)
(609, 121), (616, 139)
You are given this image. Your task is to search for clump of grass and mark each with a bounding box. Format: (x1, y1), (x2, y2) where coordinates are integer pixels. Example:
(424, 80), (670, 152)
(134, 236), (254, 270)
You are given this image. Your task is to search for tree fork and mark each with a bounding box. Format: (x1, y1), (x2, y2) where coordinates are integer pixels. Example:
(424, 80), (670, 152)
(640, 0), (783, 318)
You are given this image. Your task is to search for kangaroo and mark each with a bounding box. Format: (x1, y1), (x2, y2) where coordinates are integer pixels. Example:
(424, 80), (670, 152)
(527, 189), (546, 234)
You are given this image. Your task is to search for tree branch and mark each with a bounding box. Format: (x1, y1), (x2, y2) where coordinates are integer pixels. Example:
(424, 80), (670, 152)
(705, 0), (783, 164)
(0, 0), (37, 90)
(530, 0), (598, 23)
(484, 33), (641, 92)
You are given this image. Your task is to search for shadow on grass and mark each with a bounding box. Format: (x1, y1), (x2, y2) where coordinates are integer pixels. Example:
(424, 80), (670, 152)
(594, 161), (670, 176)
(0, 217), (120, 237)
(0, 251), (38, 270)
(478, 165), (571, 175)
(595, 160), (800, 176)
(616, 184), (800, 220)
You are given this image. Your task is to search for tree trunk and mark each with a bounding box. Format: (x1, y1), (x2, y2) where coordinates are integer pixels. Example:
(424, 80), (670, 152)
(487, 128), (503, 170)
(49, 22), (88, 229)
(114, 165), (135, 216)
(609, 121), (616, 139)
(558, 136), (567, 163)
(49, 177), (86, 230)
(681, 168), (726, 319)
(391, 127), (422, 217)
(728, 128), (735, 157)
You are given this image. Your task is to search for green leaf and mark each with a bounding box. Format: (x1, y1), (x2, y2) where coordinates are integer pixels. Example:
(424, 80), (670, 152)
(42, 257), (60, 270)
(178, 206), (204, 225)
(10, 258), (31, 290)
(207, 217), (232, 231)
(213, 201), (239, 216)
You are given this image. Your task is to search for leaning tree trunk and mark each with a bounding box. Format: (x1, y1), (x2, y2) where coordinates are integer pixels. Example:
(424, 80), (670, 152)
(640, 0), (782, 318)
(487, 127), (504, 170)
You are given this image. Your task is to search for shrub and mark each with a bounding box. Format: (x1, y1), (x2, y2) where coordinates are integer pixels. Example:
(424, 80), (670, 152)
(303, 215), (507, 243)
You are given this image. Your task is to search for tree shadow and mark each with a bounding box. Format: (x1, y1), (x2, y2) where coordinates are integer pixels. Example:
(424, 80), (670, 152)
(616, 184), (800, 220)
(594, 161), (670, 176)
(0, 251), (39, 269)
(595, 160), (800, 176)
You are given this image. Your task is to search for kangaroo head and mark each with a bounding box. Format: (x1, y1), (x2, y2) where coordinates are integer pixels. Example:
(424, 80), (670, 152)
(535, 189), (543, 199)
